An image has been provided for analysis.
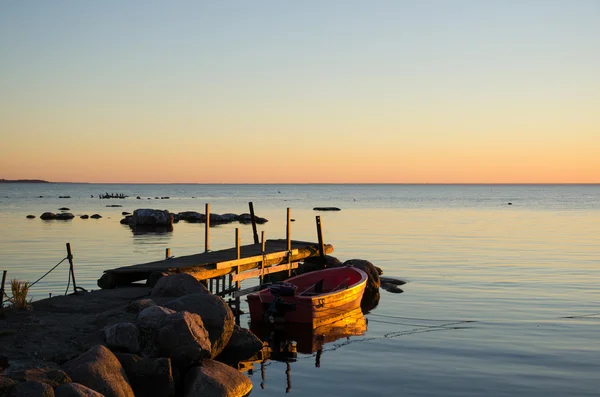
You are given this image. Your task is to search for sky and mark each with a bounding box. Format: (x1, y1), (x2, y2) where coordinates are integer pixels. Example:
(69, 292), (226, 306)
(1, 1), (599, 183)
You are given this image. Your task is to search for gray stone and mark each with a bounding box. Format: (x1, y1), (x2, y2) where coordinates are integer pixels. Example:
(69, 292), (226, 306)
(184, 360), (252, 397)
(56, 213), (75, 220)
(151, 274), (209, 298)
(9, 367), (71, 388)
(177, 211), (205, 223)
(146, 272), (169, 288)
(155, 311), (211, 366)
(10, 381), (54, 397)
(164, 293), (234, 358)
(104, 323), (140, 353)
(54, 383), (104, 397)
(114, 354), (174, 397)
(125, 299), (156, 314)
(0, 376), (17, 396)
(136, 306), (175, 330)
(61, 345), (134, 397)
(40, 212), (56, 220)
(128, 209), (173, 227)
(216, 325), (263, 365)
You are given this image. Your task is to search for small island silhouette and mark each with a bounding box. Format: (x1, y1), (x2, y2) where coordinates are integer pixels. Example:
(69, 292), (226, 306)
(0, 178), (50, 183)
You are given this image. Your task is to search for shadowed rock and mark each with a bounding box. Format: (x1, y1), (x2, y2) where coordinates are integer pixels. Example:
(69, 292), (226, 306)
(54, 382), (104, 397)
(9, 367), (71, 388)
(104, 323), (141, 353)
(151, 274), (209, 298)
(40, 212), (56, 220)
(215, 325), (263, 366)
(10, 381), (54, 396)
(114, 353), (174, 397)
(136, 306), (176, 330)
(156, 311), (212, 367)
(184, 360), (252, 397)
(61, 345), (134, 397)
(56, 213), (75, 220)
(164, 293), (234, 359)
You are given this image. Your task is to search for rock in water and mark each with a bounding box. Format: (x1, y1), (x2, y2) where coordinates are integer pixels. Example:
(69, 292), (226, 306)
(184, 360), (252, 397)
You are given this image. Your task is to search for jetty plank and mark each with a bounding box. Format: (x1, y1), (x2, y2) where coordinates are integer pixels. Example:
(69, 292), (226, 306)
(98, 239), (333, 289)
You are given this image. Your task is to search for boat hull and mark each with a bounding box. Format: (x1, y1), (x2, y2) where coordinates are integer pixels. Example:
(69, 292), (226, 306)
(247, 266), (367, 325)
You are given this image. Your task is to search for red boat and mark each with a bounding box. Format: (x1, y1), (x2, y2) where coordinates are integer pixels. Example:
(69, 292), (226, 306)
(247, 266), (367, 325)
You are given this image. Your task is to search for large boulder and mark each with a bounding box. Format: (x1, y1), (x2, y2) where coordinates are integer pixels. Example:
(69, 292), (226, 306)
(136, 306), (176, 330)
(155, 311), (212, 367)
(300, 255), (343, 274)
(56, 213), (75, 220)
(151, 274), (209, 298)
(0, 376), (17, 396)
(104, 323), (141, 353)
(40, 212), (56, 220)
(9, 381), (54, 397)
(342, 259), (381, 313)
(125, 298), (156, 314)
(128, 209), (173, 227)
(61, 345), (134, 397)
(164, 293), (234, 358)
(114, 354), (174, 397)
(215, 325), (264, 366)
(184, 360), (252, 397)
(178, 211), (206, 223)
(236, 213), (268, 224)
(54, 383), (104, 397)
(8, 367), (71, 388)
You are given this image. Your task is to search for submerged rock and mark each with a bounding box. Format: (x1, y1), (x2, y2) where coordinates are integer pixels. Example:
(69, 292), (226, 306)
(40, 212), (56, 220)
(56, 212), (75, 220)
(313, 207), (341, 211)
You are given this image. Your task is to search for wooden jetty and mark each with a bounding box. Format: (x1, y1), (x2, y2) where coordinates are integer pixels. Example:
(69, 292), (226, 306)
(98, 239), (333, 290)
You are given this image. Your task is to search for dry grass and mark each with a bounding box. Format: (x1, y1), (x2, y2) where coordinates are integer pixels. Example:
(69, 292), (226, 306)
(10, 279), (31, 310)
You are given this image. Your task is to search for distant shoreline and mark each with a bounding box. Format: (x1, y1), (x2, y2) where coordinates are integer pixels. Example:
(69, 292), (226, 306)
(0, 179), (51, 183)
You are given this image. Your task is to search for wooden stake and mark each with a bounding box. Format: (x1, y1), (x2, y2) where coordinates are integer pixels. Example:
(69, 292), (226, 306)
(165, 248), (171, 259)
(236, 228), (241, 259)
(0, 270), (7, 308)
(205, 203), (211, 252)
(66, 243), (78, 294)
(260, 231), (266, 284)
(249, 202), (259, 244)
(286, 208), (291, 276)
(316, 216), (326, 260)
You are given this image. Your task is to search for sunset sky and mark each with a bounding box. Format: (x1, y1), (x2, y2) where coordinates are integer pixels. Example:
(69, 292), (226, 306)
(1, 1), (599, 183)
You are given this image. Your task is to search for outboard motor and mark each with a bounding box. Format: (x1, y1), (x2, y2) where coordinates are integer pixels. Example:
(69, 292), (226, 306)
(265, 282), (297, 323)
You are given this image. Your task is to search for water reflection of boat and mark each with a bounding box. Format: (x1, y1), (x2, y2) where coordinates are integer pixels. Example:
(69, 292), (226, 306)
(247, 266), (367, 324)
(251, 307), (367, 355)
(241, 307), (368, 392)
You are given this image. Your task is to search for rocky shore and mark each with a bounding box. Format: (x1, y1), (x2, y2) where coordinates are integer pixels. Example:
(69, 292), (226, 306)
(0, 274), (262, 397)
(1, 257), (404, 396)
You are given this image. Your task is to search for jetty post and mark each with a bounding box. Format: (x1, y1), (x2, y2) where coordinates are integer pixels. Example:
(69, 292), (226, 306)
(286, 208), (292, 276)
(205, 203), (210, 252)
(316, 216), (326, 263)
(165, 248), (171, 259)
(249, 202), (259, 244)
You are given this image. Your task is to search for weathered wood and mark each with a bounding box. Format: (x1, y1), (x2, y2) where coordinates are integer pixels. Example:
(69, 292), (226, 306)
(165, 248), (171, 259)
(249, 202), (259, 244)
(232, 262), (299, 282)
(99, 239), (334, 289)
(316, 216), (325, 259)
(205, 203), (210, 252)
(66, 243), (77, 294)
(0, 270), (7, 308)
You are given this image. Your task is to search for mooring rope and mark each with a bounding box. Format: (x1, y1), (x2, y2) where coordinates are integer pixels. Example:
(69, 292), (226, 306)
(29, 257), (68, 288)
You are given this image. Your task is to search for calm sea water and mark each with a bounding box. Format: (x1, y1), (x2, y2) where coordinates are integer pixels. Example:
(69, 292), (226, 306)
(1, 183), (599, 396)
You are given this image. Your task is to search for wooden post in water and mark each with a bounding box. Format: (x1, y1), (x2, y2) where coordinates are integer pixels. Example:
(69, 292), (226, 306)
(249, 202), (259, 244)
(286, 208), (292, 276)
(260, 231), (266, 284)
(165, 248), (171, 259)
(316, 216), (326, 265)
(0, 270), (7, 309)
(66, 243), (78, 294)
(205, 203), (210, 252)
